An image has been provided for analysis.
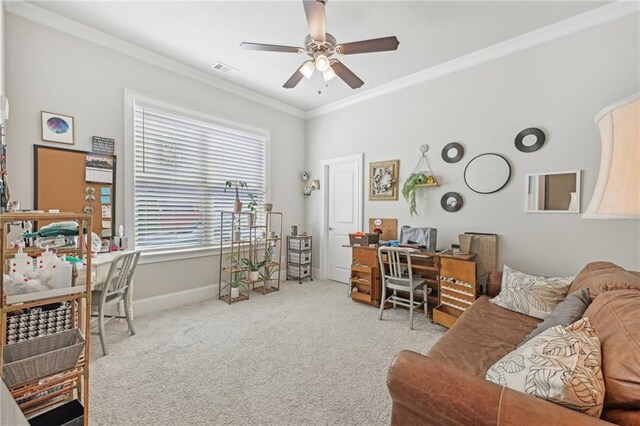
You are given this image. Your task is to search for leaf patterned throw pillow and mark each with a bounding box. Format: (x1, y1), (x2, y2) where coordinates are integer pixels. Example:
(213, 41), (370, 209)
(491, 265), (574, 319)
(486, 318), (605, 417)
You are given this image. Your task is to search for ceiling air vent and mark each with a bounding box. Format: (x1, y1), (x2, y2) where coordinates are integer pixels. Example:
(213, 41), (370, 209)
(211, 62), (239, 77)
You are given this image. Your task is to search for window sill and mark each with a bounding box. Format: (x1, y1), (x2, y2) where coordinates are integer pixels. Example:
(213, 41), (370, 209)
(139, 245), (235, 265)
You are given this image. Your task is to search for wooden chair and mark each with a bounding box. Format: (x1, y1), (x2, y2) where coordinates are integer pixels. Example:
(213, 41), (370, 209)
(378, 246), (429, 330)
(91, 250), (140, 355)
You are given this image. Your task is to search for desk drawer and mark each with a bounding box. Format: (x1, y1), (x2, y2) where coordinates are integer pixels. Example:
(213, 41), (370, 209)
(433, 304), (462, 329)
(440, 285), (475, 304)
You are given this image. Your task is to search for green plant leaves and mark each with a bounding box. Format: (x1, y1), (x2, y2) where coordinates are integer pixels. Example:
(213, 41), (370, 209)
(401, 172), (428, 216)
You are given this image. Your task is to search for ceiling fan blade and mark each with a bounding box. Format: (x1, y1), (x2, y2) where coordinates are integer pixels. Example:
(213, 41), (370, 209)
(336, 36), (400, 55)
(303, 0), (326, 42)
(283, 64), (306, 89)
(330, 60), (364, 89)
(240, 42), (303, 54)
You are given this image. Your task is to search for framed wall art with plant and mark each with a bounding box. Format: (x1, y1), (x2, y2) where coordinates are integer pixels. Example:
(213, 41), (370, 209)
(369, 159), (399, 201)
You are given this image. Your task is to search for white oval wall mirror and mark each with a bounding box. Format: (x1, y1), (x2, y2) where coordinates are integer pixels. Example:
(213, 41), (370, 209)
(526, 170), (581, 213)
(464, 153), (511, 194)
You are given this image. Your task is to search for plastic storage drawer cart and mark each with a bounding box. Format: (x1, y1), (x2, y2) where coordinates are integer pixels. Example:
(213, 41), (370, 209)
(286, 235), (313, 284)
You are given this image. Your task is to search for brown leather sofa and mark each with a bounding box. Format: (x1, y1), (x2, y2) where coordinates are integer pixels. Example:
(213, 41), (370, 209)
(387, 261), (640, 425)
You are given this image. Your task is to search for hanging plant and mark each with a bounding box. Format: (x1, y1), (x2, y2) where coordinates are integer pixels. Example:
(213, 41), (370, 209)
(402, 145), (439, 216)
(402, 172), (430, 216)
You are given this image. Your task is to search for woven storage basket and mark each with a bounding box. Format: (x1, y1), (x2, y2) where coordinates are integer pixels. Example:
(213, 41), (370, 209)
(464, 232), (498, 295)
(3, 329), (85, 388)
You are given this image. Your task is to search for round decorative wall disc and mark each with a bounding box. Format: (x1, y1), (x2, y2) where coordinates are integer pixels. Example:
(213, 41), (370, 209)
(441, 192), (463, 212)
(514, 128), (545, 153)
(442, 142), (464, 163)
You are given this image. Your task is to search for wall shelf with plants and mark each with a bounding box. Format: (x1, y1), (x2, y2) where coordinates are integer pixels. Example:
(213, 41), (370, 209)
(402, 145), (440, 216)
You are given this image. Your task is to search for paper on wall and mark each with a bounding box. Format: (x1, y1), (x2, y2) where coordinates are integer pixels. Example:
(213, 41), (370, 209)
(101, 205), (112, 219)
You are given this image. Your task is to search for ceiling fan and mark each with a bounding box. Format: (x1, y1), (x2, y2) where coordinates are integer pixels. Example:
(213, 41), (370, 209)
(240, 0), (399, 89)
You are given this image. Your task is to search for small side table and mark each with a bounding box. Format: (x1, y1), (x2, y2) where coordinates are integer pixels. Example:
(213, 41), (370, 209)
(286, 235), (313, 284)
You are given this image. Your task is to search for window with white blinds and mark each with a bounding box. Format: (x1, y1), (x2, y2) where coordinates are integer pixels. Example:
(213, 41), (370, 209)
(133, 102), (266, 252)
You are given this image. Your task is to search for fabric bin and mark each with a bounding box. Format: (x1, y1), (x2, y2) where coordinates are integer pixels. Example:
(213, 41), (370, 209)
(28, 399), (84, 426)
(288, 251), (311, 265)
(289, 265), (311, 278)
(3, 329), (85, 388)
(349, 233), (379, 246)
(289, 238), (311, 250)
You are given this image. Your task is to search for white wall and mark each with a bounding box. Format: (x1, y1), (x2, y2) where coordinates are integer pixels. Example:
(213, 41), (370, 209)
(6, 15), (306, 300)
(306, 14), (640, 276)
(5, 9), (639, 307)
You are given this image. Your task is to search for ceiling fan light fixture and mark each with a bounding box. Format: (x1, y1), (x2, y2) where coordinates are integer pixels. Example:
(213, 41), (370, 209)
(300, 61), (315, 79)
(323, 67), (337, 82)
(314, 52), (330, 72)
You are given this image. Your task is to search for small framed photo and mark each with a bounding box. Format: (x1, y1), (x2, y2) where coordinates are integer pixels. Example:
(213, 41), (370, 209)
(41, 111), (75, 144)
(369, 159), (399, 201)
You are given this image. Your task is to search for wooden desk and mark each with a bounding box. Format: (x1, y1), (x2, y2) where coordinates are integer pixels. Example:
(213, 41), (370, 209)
(345, 245), (476, 318)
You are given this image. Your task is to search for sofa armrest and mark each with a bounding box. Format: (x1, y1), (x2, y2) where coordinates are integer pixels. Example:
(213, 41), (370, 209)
(387, 350), (610, 426)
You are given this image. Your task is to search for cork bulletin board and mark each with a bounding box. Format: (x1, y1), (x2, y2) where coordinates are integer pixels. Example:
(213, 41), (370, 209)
(34, 145), (116, 238)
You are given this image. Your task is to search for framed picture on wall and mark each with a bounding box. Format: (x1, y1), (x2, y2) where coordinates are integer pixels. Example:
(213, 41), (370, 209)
(369, 159), (399, 200)
(41, 111), (75, 145)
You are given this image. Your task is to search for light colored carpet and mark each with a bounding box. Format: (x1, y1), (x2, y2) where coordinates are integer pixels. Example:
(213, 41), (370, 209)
(89, 280), (446, 425)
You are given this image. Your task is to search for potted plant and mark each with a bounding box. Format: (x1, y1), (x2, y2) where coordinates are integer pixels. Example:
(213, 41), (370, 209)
(225, 180), (247, 213)
(266, 242), (277, 261)
(229, 273), (241, 299)
(227, 249), (241, 269)
(242, 258), (266, 282)
(260, 264), (277, 289)
(402, 172), (430, 216)
(233, 224), (242, 243)
(247, 193), (258, 227)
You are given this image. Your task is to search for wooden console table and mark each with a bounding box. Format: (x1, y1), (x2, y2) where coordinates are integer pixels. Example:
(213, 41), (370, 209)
(345, 245), (476, 319)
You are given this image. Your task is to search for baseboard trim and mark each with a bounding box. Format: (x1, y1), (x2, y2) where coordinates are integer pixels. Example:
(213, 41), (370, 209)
(133, 284), (217, 317)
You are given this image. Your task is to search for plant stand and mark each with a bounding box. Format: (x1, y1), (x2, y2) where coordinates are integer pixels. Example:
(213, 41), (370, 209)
(253, 212), (283, 295)
(218, 211), (252, 304)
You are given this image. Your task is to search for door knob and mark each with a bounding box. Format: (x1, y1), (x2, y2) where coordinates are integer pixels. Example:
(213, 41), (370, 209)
(329, 227), (334, 231)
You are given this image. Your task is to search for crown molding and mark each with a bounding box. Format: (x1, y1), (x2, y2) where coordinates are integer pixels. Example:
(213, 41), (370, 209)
(5, 0), (306, 119)
(5, 1), (638, 121)
(305, 1), (640, 119)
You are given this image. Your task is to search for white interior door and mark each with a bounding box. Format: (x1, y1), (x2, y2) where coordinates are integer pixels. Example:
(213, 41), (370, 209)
(323, 154), (363, 283)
